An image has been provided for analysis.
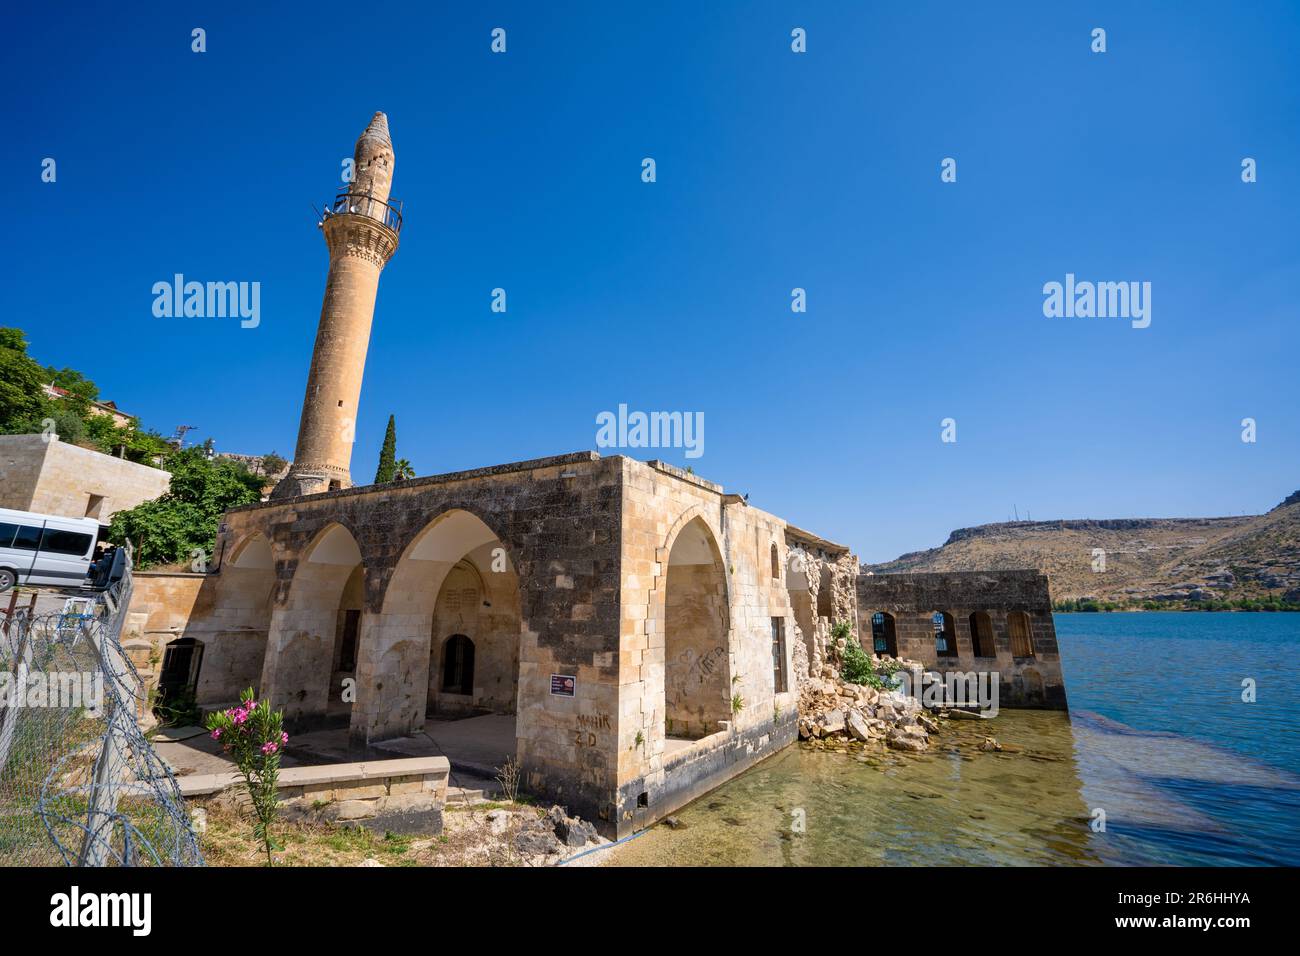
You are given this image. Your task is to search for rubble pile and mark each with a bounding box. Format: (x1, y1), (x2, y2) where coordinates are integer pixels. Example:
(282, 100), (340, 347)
(512, 804), (601, 860)
(796, 661), (942, 753)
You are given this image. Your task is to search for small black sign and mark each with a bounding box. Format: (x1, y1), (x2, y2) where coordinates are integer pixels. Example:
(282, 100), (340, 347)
(550, 674), (576, 697)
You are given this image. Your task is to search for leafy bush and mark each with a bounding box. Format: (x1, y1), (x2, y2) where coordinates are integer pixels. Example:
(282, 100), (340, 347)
(840, 633), (904, 690)
(839, 637), (876, 686)
(109, 448), (262, 568)
(154, 688), (201, 727)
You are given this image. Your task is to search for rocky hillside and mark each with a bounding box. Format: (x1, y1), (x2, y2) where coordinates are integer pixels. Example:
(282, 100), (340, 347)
(864, 491), (1300, 606)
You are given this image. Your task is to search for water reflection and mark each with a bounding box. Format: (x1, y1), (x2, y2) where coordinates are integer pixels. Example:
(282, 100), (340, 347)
(608, 708), (1300, 866)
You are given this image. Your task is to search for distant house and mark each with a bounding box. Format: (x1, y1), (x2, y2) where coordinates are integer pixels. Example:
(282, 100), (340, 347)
(0, 434), (170, 524)
(41, 383), (135, 429)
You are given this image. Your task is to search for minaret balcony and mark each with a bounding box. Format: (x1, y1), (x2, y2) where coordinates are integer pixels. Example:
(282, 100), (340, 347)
(323, 191), (403, 234)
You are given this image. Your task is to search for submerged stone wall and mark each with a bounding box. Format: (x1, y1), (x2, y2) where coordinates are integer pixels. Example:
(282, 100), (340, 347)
(856, 570), (1067, 709)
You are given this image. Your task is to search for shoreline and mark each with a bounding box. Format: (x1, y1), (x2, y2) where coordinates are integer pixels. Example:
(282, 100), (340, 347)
(1053, 607), (1300, 614)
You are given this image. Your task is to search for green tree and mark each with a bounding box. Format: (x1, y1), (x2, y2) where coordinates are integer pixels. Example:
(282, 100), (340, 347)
(394, 457), (415, 480)
(261, 451), (288, 476)
(109, 448), (262, 569)
(43, 365), (98, 408)
(0, 326), (172, 465)
(374, 414), (397, 484)
(0, 327), (48, 431)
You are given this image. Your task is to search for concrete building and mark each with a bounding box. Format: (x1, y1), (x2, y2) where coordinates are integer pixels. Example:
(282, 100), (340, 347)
(857, 570), (1067, 709)
(0, 433), (170, 524)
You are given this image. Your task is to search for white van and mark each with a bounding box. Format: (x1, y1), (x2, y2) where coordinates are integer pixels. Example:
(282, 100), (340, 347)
(0, 507), (102, 592)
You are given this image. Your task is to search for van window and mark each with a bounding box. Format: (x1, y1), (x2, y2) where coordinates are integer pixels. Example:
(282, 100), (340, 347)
(11, 525), (42, 551)
(39, 528), (94, 556)
(0, 523), (19, 547)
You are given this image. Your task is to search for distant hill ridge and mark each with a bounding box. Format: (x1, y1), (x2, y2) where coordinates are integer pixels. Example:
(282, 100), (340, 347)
(942, 515), (1247, 545)
(866, 491), (1300, 606)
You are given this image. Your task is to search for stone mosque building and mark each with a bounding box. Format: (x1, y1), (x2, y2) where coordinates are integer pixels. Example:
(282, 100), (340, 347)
(125, 114), (1064, 837)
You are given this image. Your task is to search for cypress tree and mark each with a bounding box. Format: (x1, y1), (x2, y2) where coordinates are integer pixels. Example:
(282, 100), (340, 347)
(374, 414), (397, 484)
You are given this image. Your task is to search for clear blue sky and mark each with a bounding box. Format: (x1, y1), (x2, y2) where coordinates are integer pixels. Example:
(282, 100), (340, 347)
(6, 1), (1297, 562)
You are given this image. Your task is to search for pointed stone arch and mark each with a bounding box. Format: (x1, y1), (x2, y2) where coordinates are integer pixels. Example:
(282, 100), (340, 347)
(351, 507), (522, 745)
(261, 521), (366, 728)
(201, 531), (277, 707)
(650, 510), (732, 744)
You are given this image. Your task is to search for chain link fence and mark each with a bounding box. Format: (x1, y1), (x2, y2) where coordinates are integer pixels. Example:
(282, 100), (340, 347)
(0, 550), (204, 866)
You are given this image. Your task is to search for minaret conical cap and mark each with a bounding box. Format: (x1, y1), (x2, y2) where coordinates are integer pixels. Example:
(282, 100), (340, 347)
(358, 111), (391, 146)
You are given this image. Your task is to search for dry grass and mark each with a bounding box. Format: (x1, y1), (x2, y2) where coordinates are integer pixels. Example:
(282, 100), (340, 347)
(199, 800), (545, 867)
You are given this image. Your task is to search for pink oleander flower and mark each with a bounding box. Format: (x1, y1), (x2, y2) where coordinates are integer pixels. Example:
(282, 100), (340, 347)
(260, 741), (279, 755)
(280, 731), (289, 744)
(210, 728), (222, 740)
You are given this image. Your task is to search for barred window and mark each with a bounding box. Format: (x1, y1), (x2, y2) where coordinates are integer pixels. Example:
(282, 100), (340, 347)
(771, 617), (788, 693)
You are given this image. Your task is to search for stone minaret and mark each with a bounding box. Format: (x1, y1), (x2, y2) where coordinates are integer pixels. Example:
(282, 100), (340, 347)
(273, 112), (402, 499)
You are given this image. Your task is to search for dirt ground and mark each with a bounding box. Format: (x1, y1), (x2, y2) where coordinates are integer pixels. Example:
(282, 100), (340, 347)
(198, 799), (613, 867)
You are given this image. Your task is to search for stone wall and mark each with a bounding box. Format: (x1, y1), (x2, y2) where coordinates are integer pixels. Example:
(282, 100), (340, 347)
(179, 755), (449, 835)
(124, 571), (269, 712)
(784, 526), (860, 682)
(663, 562), (731, 738)
(0, 434), (170, 523)
(856, 571), (1067, 709)
(614, 458), (805, 835)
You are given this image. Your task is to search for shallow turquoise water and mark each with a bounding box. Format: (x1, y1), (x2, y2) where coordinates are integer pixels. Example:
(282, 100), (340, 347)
(610, 613), (1300, 866)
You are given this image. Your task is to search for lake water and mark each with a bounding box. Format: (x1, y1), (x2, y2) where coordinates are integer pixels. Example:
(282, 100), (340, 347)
(609, 613), (1300, 866)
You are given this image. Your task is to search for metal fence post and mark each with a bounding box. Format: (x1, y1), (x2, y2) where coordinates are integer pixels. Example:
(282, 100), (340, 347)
(77, 558), (135, 866)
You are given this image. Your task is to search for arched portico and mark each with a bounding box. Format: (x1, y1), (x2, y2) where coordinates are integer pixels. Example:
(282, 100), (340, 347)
(657, 514), (732, 744)
(349, 508), (522, 747)
(260, 522), (365, 728)
(195, 532), (278, 707)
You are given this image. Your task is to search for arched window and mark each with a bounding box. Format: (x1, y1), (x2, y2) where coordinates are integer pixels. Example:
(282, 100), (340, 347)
(441, 634), (475, 695)
(770, 543), (780, 580)
(1008, 611), (1035, 658)
(969, 611), (997, 658)
(817, 585), (834, 619)
(870, 612), (898, 657)
(932, 611), (957, 658)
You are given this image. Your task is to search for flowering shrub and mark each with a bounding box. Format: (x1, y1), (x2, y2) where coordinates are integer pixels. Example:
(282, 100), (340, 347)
(204, 688), (287, 865)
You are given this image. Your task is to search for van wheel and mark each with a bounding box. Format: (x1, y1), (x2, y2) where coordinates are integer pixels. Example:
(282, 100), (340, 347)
(0, 569), (15, 593)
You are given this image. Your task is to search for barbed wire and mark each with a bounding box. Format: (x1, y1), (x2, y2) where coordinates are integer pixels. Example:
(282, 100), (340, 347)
(0, 553), (204, 866)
